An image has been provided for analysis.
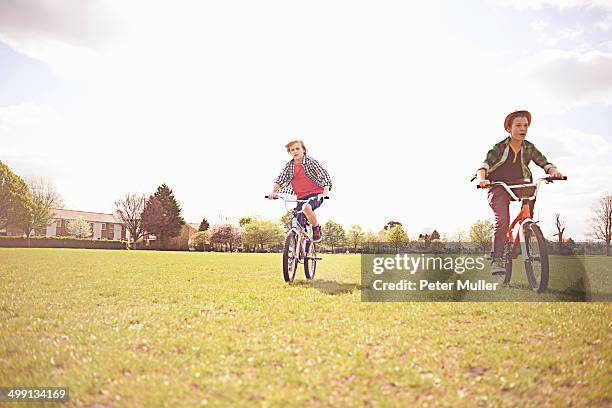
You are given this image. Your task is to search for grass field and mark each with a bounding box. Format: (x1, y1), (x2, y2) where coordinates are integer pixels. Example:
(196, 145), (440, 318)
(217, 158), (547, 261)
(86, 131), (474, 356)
(1, 249), (611, 407)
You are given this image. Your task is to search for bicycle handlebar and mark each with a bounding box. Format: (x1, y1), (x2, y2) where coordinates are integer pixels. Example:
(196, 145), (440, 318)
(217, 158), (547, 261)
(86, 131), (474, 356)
(475, 176), (567, 202)
(265, 195), (329, 202)
(476, 175), (567, 189)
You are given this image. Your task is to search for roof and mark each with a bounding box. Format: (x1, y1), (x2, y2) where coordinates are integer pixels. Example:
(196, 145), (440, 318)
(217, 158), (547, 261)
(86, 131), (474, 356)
(188, 223), (200, 231)
(51, 208), (121, 224)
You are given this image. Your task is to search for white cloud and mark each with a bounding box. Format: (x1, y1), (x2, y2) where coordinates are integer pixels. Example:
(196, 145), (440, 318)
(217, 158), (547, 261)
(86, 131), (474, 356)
(0, 102), (59, 130)
(1, 1), (610, 239)
(488, 0), (612, 11)
(505, 50), (612, 112)
(524, 126), (612, 239)
(0, 0), (123, 78)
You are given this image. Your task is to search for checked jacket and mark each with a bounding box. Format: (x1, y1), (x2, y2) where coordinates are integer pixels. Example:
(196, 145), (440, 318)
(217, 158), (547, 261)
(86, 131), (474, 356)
(476, 137), (555, 181)
(275, 155), (333, 196)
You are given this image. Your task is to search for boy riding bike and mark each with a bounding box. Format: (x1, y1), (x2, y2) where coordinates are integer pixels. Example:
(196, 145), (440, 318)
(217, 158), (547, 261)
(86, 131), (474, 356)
(268, 140), (332, 242)
(474, 110), (563, 274)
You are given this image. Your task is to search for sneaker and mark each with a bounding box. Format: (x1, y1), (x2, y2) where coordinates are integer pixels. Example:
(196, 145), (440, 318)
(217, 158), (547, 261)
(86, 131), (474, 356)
(312, 225), (322, 242)
(491, 258), (505, 275)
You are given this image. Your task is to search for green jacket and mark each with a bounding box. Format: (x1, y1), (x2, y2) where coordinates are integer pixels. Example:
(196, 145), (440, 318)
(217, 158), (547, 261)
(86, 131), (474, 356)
(476, 137), (554, 181)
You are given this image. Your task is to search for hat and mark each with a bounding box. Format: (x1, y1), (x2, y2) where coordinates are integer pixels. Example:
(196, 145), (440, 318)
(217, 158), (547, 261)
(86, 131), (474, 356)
(504, 110), (531, 132)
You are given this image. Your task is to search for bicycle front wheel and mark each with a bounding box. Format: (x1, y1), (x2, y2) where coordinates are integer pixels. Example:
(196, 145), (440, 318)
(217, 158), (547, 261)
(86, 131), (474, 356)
(499, 248), (513, 284)
(283, 231), (299, 282)
(523, 222), (549, 293)
(304, 241), (317, 280)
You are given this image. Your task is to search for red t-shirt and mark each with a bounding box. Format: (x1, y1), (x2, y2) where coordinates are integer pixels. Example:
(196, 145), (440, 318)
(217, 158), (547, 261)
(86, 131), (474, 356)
(292, 162), (324, 198)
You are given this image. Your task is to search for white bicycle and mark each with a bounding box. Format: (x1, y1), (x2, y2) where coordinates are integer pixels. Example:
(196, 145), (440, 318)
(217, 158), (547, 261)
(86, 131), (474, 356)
(266, 194), (327, 282)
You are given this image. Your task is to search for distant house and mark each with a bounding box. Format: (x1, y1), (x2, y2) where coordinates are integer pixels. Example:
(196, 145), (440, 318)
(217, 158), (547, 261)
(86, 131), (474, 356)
(163, 223), (199, 251)
(44, 208), (126, 240)
(2, 208), (199, 250)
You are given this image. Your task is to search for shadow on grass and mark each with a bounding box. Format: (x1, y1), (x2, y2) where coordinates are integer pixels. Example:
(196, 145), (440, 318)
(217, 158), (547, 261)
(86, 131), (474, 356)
(291, 279), (362, 295)
(507, 281), (612, 301)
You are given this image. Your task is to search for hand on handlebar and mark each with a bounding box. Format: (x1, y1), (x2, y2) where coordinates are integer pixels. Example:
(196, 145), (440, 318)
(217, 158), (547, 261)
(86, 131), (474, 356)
(266, 193), (277, 200)
(479, 179), (491, 189)
(547, 167), (563, 178)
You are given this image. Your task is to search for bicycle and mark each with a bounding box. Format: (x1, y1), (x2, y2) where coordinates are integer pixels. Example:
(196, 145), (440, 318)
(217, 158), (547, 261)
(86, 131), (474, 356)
(265, 194), (328, 282)
(477, 175), (567, 293)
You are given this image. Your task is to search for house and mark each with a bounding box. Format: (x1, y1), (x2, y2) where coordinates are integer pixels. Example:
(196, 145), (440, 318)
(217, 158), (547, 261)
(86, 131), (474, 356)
(2, 206), (199, 250)
(164, 223), (199, 250)
(44, 208), (126, 240)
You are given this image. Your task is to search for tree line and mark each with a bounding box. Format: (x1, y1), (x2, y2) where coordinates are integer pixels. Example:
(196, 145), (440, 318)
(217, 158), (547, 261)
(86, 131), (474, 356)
(2, 160), (611, 255)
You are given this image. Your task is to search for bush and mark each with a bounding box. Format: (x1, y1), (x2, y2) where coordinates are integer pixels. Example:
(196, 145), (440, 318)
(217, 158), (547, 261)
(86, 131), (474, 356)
(0, 236), (125, 249)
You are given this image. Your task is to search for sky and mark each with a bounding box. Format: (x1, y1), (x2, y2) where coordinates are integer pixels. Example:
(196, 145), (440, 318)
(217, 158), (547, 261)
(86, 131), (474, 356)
(1, 0), (611, 240)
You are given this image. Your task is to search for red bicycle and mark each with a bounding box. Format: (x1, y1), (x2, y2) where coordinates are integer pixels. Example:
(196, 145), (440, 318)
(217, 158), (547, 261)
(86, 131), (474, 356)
(478, 175), (567, 292)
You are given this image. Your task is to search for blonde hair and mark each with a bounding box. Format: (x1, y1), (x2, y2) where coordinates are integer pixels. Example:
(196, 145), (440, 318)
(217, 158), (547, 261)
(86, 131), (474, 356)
(285, 140), (307, 154)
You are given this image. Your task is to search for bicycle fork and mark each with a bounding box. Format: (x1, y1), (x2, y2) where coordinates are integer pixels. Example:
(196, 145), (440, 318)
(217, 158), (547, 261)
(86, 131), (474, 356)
(518, 218), (539, 262)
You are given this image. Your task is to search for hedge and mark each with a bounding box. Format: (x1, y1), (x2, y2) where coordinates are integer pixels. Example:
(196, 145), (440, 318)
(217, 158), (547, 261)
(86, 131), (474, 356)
(0, 236), (125, 250)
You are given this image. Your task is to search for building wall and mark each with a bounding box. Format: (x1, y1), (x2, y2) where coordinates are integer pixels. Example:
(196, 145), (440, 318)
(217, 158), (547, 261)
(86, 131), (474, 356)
(113, 224), (121, 240)
(46, 223), (57, 236)
(2, 216), (126, 241)
(166, 224), (198, 250)
(93, 223), (102, 239)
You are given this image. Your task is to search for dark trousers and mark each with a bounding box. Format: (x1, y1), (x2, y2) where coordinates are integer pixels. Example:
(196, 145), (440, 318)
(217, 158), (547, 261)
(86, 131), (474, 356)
(487, 186), (535, 258)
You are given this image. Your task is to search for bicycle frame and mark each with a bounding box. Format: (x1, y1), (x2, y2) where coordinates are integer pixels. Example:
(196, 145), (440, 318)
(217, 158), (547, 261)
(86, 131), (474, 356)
(477, 175), (566, 290)
(489, 178), (550, 260)
(268, 194), (321, 258)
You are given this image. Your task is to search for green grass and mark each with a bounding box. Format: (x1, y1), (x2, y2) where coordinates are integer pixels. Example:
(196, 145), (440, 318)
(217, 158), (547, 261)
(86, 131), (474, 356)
(361, 254), (612, 302)
(1, 249), (611, 407)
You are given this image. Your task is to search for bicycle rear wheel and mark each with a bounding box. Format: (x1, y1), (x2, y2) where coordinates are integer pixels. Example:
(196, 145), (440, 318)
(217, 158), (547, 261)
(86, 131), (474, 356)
(283, 231), (298, 282)
(304, 241), (317, 280)
(523, 222), (549, 293)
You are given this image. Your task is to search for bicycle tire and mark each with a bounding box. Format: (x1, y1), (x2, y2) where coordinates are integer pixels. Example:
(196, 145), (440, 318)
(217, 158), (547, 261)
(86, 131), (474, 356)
(499, 248), (513, 284)
(283, 231), (298, 282)
(304, 241), (317, 280)
(523, 222), (549, 293)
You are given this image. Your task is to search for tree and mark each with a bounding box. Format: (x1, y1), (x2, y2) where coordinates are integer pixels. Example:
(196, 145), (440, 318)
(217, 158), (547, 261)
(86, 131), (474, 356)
(591, 193), (612, 256)
(387, 225), (409, 251)
(322, 220), (345, 253)
(154, 183), (185, 237)
(18, 177), (63, 237)
(0, 160), (31, 231)
(141, 196), (165, 243)
(470, 220), (494, 252)
(141, 184), (186, 247)
(384, 220), (402, 231)
(430, 229), (440, 241)
(553, 212), (566, 252)
(189, 231), (211, 251)
(198, 218), (210, 232)
(239, 217), (253, 227)
(364, 229), (381, 243)
(67, 216), (92, 238)
(280, 210), (293, 231)
(210, 224), (241, 252)
(347, 224), (365, 251)
(114, 192), (146, 247)
(242, 220), (284, 251)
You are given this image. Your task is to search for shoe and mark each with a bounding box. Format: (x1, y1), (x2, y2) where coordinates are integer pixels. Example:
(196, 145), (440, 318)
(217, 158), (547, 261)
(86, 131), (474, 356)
(491, 258), (505, 275)
(312, 225), (322, 242)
